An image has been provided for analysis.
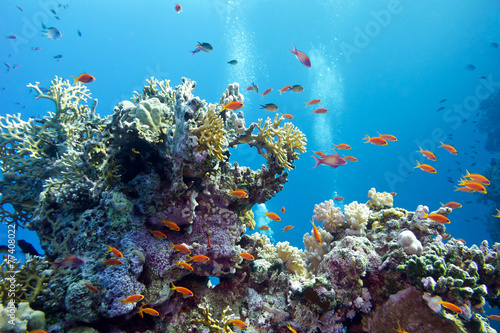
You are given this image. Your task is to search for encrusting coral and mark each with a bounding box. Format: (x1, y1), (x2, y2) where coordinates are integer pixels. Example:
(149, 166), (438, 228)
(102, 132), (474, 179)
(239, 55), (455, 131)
(1, 76), (498, 333)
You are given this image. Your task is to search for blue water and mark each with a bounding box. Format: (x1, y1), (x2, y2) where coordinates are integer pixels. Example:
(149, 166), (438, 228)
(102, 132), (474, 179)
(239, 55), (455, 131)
(1, 0), (500, 321)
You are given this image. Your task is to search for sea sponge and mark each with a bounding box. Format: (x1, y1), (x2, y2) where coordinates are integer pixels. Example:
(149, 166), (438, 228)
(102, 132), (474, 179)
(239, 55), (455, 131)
(344, 201), (370, 232)
(398, 230), (423, 256)
(367, 187), (393, 210)
(312, 199), (345, 233)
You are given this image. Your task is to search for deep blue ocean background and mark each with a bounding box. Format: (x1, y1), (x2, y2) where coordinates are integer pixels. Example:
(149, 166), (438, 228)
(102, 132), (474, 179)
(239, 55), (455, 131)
(1, 0), (500, 324)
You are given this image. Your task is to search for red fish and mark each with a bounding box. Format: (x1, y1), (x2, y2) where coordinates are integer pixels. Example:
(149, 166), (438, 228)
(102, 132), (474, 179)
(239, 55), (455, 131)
(311, 220), (321, 245)
(261, 88), (272, 98)
(377, 132), (397, 141)
(281, 113), (293, 120)
(441, 202), (462, 209)
(333, 196), (344, 201)
(221, 101), (244, 111)
(175, 4), (182, 13)
(282, 225), (294, 232)
(245, 82), (258, 93)
(281, 206), (285, 213)
(279, 85), (292, 94)
(305, 99), (321, 107)
(84, 283), (99, 293)
(72, 74), (95, 84)
(363, 135), (388, 146)
(106, 245), (123, 258)
(49, 255), (86, 272)
(259, 225), (270, 231)
(311, 108), (328, 114)
(289, 45), (311, 68)
(101, 259), (123, 266)
(148, 229), (167, 239)
(312, 152), (347, 169)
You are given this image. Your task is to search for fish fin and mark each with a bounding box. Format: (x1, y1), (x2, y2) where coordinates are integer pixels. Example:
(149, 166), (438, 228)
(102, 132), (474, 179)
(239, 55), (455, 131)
(311, 155), (321, 168)
(48, 262), (61, 272)
(71, 75), (78, 84)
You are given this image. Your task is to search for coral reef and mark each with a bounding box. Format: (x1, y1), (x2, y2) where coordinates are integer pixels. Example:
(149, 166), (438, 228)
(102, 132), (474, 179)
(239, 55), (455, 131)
(1, 77), (498, 333)
(0, 301), (46, 333)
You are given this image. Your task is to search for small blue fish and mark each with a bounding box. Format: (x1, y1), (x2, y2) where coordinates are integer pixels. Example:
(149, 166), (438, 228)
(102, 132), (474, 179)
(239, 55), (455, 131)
(228, 60), (238, 65)
(465, 64), (475, 71)
(53, 55), (63, 59)
(491, 42), (499, 49)
(78, 30), (82, 37)
(42, 23), (62, 40)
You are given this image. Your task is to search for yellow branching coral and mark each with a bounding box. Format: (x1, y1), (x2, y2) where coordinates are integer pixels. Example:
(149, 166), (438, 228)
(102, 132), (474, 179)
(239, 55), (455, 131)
(192, 304), (237, 333)
(191, 106), (233, 161)
(250, 114), (307, 170)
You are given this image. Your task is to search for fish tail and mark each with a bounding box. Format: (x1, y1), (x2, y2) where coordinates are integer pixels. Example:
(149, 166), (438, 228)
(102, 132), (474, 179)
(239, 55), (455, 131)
(71, 75), (78, 84)
(311, 155), (321, 168)
(48, 261), (61, 272)
(414, 161), (421, 169)
(170, 282), (176, 290)
(465, 169), (471, 177)
(363, 135), (370, 143)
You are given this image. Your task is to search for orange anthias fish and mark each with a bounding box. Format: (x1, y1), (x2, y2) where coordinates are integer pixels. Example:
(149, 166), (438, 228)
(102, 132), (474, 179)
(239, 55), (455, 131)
(289, 45), (311, 68)
(84, 283), (99, 293)
(259, 225), (270, 231)
(187, 255), (210, 263)
(421, 213), (450, 224)
(106, 245), (124, 258)
(343, 155), (358, 162)
(101, 259), (123, 266)
(439, 142), (458, 155)
(487, 315), (500, 320)
(174, 4), (182, 13)
(438, 301), (463, 314)
(148, 229), (167, 239)
(279, 85), (292, 94)
(208, 232), (213, 249)
(239, 253), (255, 260)
(175, 261), (194, 271)
(261, 88), (273, 98)
(229, 319), (248, 329)
(170, 282), (194, 297)
(245, 82), (258, 93)
(313, 150), (326, 157)
(333, 196), (344, 201)
(265, 212), (281, 221)
(393, 321), (408, 333)
(493, 209), (500, 218)
(222, 101), (244, 111)
(49, 255), (86, 272)
(287, 322), (297, 333)
(312, 152), (347, 169)
(28, 330), (48, 333)
(464, 170), (490, 185)
(441, 202), (462, 209)
(414, 161), (437, 173)
(160, 219), (180, 231)
(281, 113), (294, 120)
(363, 135), (388, 146)
(311, 220), (321, 245)
(311, 108), (328, 115)
(455, 186), (475, 193)
(282, 225), (294, 232)
(170, 242), (191, 255)
(305, 99), (321, 107)
(72, 74), (95, 84)
(377, 132), (397, 141)
(459, 179), (487, 194)
(229, 188), (248, 199)
(333, 143), (351, 150)
(119, 294), (144, 305)
(390, 192), (397, 196)
(281, 206), (285, 213)
(137, 303), (159, 318)
(417, 147), (437, 161)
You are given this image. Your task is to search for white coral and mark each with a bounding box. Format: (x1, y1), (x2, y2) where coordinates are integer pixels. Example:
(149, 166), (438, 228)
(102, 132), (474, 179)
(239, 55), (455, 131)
(303, 227), (333, 273)
(276, 241), (309, 278)
(398, 230), (422, 256)
(367, 187), (393, 210)
(312, 200), (345, 233)
(344, 201), (370, 231)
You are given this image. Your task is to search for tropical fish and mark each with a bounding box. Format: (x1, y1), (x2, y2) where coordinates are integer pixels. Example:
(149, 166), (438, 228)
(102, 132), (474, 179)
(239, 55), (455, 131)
(42, 24), (62, 40)
(279, 85), (292, 94)
(313, 151), (326, 157)
(259, 226), (270, 231)
(459, 179), (487, 193)
(260, 103), (278, 112)
(289, 45), (311, 68)
(456, 239), (466, 244)
(72, 74), (95, 84)
(197, 42), (213, 52)
(414, 161), (437, 174)
(281, 113), (293, 119)
(261, 88), (273, 98)
(287, 322), (297, 333)
(333, 143), (350, 150)
(312, 152), (347, 169)
(393, 321), (408, 333)
(421, 213), (450, 224)
(439, 142), (458, 155)
(311, 108), (328, 114)
(333, 196), (344, 201)
(175, 4), (182, 13)
(227, 59), (238, 65)
(101, 259), (123, 266)
(6, 35), (17, 39)
(487, 315), (500, 320)
(77, 30), (82, 37)
(208, 232), (213, 249)
(439, 99), (447, 103)
(170, 242), (191, 255)
(363, 135), (388, 146)
(311, 220), (321, 245)
(239, 253), (255, 260)
(437, 107), (445, 112)
(160, 219), (180, 231)
(305, 99), (321, 107)
(455, 186), (474, 193)
(221, 101), (244, 111)
(53, 55), (63, 59)
(18, 240), (39, 256)
(464, 170), (490, 185)
(148, 230), (167, 239)
(175, 261), (194, 271)
(493, 209), (500, 218)
(84, 283), (99, 293)
(441, 202), (462, 209)
(465, 64), (475, 71)
(343, 155), (358, 162)
(417, 147), (437, 161)
(281, 206), (285, 213)
(187, 255), (210, 263)
(390, 192), (397, 196)
(290, 85), (304, 92)
(229, 319), (248, 329)
(282, 225), (294, 232)
(49, 255), (86, 271)
(16, 6), (23, 12)
(229, 188), (248, 199)
(376, 133), (397, 141)
(245, 83), (258, 93)
(170, 282), (194, 296)
(265, 212), (281, 221)
(438, 301), (463, 314)
(137, 303), (159, 318)
(32, 47), (41, 51)
(106, 245), (123, 258)
(119, 294), (144, 305)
